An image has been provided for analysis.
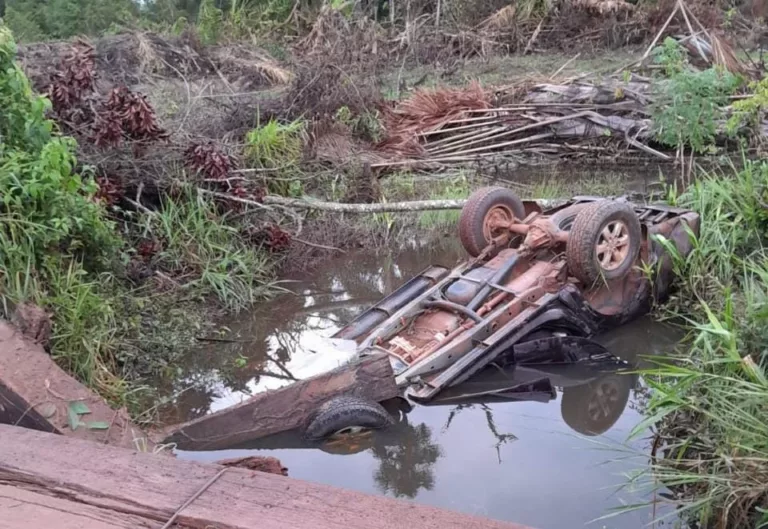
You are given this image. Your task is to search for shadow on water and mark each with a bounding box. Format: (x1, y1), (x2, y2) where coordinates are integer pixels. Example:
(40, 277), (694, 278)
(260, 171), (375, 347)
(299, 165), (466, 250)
(167, 240), (685, 529)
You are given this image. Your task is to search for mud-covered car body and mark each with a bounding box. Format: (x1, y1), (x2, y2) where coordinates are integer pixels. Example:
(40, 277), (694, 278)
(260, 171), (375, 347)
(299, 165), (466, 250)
(333, 190), (700, 403)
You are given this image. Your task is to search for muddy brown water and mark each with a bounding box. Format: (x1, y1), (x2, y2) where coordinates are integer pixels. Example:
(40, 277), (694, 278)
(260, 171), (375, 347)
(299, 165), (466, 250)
(168, 240), (684, 529)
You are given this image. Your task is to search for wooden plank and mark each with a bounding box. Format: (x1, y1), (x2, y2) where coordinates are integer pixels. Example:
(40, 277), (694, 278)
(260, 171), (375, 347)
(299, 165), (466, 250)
(162, 353), (398, 451)
(0, 485), (155, 529)
(0, 322), (153, 450)
(0, 424), (536, 529)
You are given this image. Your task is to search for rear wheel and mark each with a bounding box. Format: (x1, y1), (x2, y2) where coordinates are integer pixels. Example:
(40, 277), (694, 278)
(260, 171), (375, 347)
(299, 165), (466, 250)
(459, 187), (526, 257)
(566, 201), (641, 286)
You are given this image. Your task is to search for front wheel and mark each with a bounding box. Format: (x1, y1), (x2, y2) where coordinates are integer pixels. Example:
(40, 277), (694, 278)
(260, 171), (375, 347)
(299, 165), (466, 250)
(304, 395), (395, 441)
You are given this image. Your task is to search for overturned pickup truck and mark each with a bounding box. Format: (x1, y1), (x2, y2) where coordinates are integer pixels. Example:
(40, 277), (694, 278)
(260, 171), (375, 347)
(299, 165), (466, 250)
(327, 187), (698, 413)
(161, 187), (701, 448)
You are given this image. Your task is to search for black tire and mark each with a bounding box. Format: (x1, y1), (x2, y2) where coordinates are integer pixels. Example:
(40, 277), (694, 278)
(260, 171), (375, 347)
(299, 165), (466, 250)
(304, 395), (395, 441)
(566, 200), (642, 286)
(560, 374), (631, 436)
(459, 187), (526, 257)
(549, 203), (590, 233)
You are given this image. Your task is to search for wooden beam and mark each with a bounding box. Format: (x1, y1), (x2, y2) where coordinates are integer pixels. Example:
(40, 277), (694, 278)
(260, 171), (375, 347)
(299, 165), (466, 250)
(0, 321), (153, 451)
(162, 353), (398, 451)
(0, 424), (536, 529)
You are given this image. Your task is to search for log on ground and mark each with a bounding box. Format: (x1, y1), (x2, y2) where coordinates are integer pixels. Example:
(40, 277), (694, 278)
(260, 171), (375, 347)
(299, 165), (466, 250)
(0, 321), (154, 451)
(0, 424), (537, 529)
(162, 353), (398, 450)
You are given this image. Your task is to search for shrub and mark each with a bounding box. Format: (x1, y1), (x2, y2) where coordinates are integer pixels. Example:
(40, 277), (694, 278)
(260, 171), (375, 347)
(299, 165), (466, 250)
(650, 38), (743, 153)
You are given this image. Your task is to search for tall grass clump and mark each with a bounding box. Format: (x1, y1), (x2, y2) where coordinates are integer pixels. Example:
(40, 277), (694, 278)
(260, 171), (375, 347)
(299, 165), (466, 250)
(245, 118), (306, 195)
(632, 160), (768, 528)
(138, 190), (275, 310)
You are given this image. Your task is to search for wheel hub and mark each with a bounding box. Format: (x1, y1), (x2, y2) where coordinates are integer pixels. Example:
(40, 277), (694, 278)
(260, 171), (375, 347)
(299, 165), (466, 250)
(483, 205), (515, 241)
(595, 220), (630, 271)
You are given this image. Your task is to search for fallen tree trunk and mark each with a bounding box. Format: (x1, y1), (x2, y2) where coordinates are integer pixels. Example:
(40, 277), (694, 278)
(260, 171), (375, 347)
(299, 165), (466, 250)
(162, 353), (398, 451)
(0, 321), (154, 451)
(0, 424), (536, 529)
(266, 195), (468, 212)
(201, 187), (568, 214)
(261, 195), (566, 213)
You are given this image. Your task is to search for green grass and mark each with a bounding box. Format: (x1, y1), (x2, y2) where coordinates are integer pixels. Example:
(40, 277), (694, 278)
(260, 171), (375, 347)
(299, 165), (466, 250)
(525, 173), (626, 200)
(627, 160), (768, 528)
(245, 118), (305, 194)
(138, 190), (276, 310)
(418, 175), (471, 228)
(245, 119), (305, 166)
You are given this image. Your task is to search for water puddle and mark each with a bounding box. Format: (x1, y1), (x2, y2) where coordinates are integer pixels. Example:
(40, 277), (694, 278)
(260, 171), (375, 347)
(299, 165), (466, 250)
(166, 240), (683, 529)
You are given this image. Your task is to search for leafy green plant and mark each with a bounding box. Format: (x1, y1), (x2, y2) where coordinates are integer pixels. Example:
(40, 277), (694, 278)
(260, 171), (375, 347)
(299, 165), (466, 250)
(651, 67), (742, 154)
(727, 77), (768, 139)
(652, 37), (687, 77)
(649, 38), (743, 153)
(335, 106), (384, 143)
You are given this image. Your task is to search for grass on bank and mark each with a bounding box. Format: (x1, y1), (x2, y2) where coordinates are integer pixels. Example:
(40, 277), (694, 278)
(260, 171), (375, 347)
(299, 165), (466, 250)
(0, 26), (276, 417)
(138, 190), (275, 309)
(628, 160), (768, 529)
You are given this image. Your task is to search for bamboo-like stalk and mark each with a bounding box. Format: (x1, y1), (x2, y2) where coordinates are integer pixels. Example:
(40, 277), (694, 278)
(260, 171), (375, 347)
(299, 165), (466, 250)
(429, 113), (588, 156)
(424, 125), (506, 149)
(419, 118), (505, 137)
(430, 132), (555, 159)
(426, 125), (510, 154)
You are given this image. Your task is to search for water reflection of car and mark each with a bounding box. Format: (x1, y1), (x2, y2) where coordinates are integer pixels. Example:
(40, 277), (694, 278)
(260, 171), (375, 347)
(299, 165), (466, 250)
(424, 347), (637, 437)
(303, 187), (698, 440)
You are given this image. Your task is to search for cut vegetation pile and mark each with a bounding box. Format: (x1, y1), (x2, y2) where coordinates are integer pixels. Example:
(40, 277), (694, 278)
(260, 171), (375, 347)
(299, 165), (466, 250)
(372, 19), (761, 169)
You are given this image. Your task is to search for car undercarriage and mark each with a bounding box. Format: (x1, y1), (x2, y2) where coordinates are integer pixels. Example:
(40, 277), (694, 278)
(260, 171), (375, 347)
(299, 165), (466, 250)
(331, 188), (700, 404)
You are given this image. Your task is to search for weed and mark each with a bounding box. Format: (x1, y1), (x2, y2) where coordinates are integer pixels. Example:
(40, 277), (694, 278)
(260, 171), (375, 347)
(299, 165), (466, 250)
(244, 118), (306, 194)
(526, 173), (625, 200)
(381, 171), (417, 200)
(529, 178), (568, 199)
(334, 105), (384, 143)
(727, 77), (768, 140)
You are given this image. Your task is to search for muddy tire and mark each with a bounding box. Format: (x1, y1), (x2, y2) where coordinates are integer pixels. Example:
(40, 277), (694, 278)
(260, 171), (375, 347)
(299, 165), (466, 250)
(566, 201), (641, 286)
(459, 187), (526, 257)
(304, 395), (395, 441)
